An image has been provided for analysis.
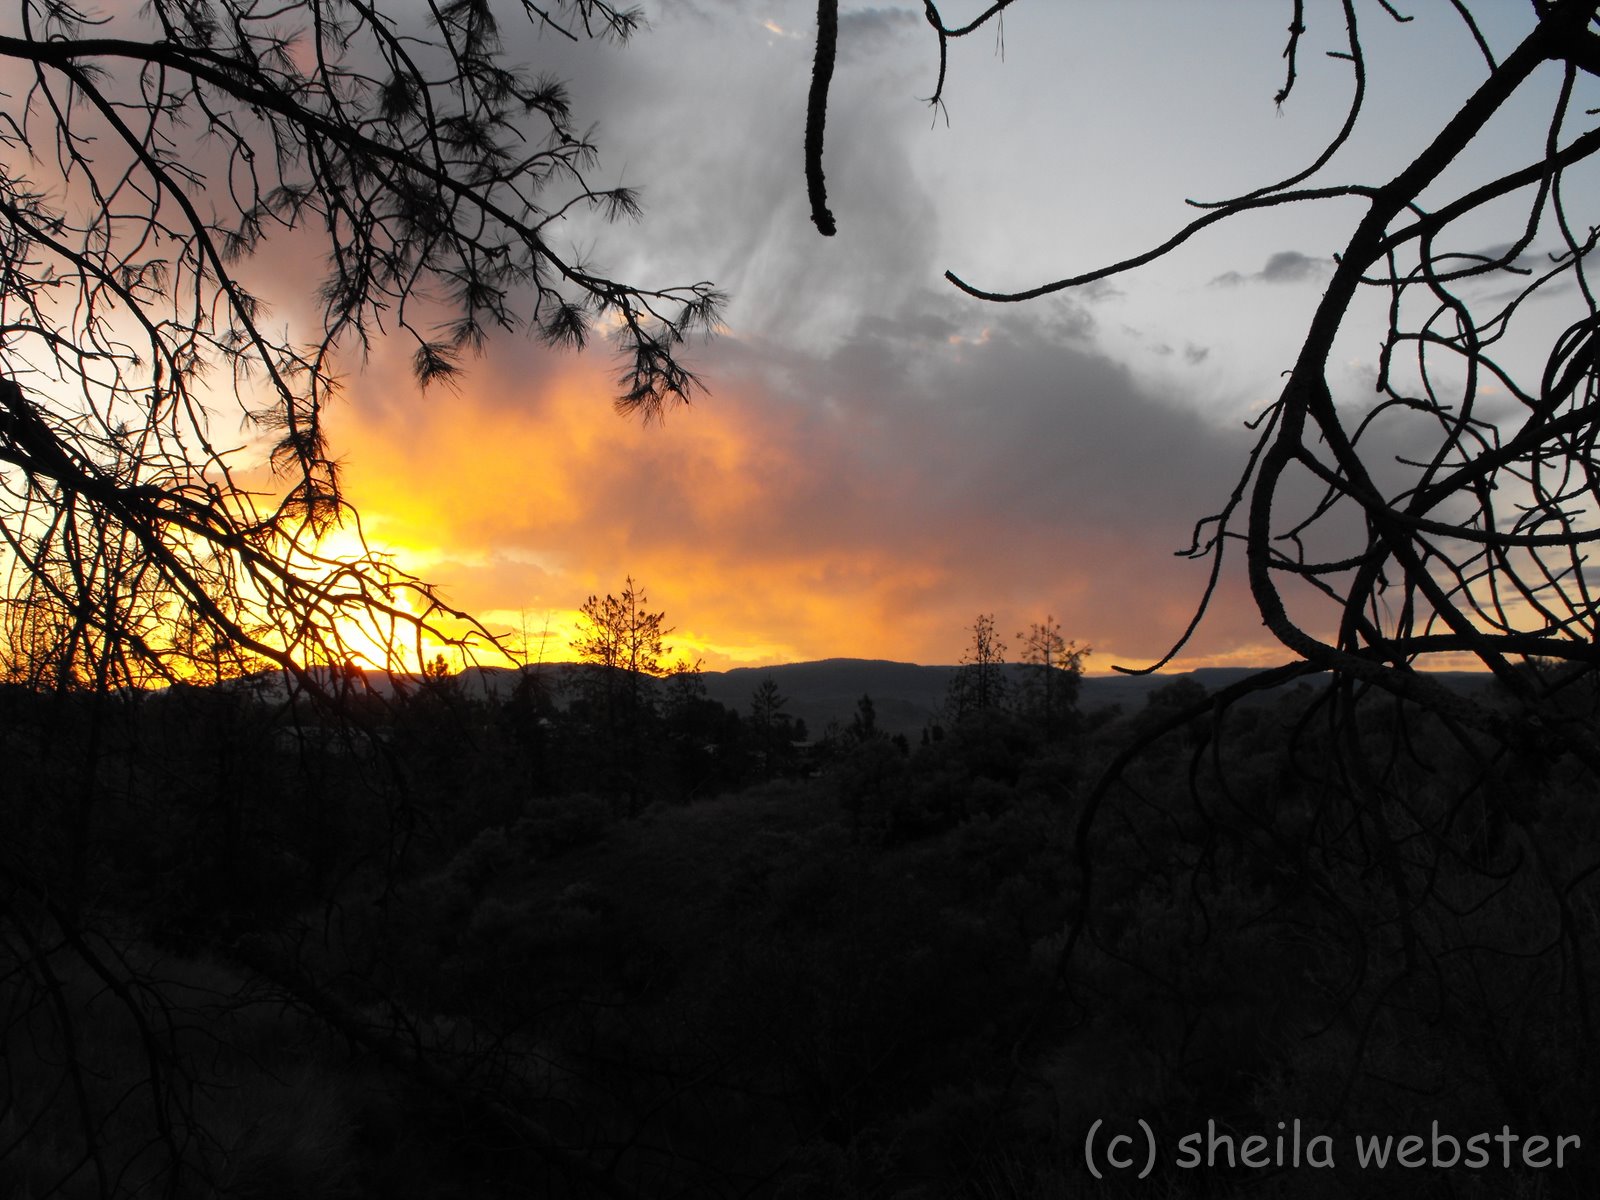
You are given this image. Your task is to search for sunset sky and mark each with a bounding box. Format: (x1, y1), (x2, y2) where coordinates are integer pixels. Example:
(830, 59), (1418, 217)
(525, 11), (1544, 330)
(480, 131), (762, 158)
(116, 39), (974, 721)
(312, 1), (1583, 672)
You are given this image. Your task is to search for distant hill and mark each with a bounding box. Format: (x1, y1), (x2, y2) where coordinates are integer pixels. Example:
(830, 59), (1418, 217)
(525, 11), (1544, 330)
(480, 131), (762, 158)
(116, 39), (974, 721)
(701, 659), (952, 739)
(693, 660), (1500, 739)
(230, 658), (1500, 741)
(698, 661), (1279, 739)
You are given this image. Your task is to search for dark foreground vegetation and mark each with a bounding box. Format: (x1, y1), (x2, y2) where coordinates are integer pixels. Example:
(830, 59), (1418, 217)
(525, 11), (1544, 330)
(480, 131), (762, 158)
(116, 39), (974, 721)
(4, 657), (1599, 1199)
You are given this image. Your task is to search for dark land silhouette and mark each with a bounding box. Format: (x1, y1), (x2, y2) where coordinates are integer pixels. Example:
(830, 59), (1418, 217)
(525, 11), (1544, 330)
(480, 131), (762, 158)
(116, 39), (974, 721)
(4, 652), (1594, 1198)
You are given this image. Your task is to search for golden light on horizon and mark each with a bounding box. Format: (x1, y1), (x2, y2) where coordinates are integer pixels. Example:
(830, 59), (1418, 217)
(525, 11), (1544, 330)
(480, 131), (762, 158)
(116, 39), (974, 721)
(295, 525), (483, 675)
(315, 356), (1314, 675)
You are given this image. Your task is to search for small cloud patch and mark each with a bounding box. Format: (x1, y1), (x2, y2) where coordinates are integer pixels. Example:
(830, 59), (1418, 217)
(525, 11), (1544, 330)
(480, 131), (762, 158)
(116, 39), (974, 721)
(1212, 250), (1326, 287)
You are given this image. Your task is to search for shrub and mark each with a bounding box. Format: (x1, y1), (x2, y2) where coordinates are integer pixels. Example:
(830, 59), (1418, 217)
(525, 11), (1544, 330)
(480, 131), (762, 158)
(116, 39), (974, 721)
(513, 792), (612, 859)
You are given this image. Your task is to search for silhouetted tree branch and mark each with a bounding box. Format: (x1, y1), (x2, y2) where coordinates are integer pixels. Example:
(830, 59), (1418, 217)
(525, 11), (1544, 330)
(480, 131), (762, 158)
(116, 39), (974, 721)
(0, 4), (721, 1195)
(0, 0), (722, 688)
(811, 0), (1600, 743)
(808, 0), (1600, 1160)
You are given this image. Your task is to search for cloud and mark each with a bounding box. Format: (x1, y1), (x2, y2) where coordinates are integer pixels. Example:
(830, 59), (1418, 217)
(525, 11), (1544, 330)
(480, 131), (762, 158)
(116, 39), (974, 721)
(1259, 250), (1321, 283)
(270, 3), (1347, 671)
(504, 1), (943, 357)
(331, 287), (1286, 670)
(1212, 250), (1326, 287)
(1461, 242), (1538, 270)
(837, 7), (924, 60)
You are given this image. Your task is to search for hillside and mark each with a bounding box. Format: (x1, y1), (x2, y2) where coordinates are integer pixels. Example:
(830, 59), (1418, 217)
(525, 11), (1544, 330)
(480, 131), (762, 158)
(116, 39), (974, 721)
(331, 658), (1503, 740)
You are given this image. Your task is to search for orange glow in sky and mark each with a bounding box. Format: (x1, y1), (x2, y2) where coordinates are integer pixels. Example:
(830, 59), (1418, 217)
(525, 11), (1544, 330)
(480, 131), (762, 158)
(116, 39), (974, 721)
(322, 336), (1289, 674)
(187, 3), (1573, 680)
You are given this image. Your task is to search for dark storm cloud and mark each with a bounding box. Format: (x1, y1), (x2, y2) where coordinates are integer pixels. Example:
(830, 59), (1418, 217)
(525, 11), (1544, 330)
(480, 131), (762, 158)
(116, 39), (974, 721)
(331, 2), (1334, 664)
(684, 294), (1280, 658)
(339, 274), (1295, 665)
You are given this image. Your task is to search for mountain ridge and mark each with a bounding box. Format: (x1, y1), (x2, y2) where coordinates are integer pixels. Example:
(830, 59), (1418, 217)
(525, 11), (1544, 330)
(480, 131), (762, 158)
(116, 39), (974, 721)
(357, 657), (1496, 740)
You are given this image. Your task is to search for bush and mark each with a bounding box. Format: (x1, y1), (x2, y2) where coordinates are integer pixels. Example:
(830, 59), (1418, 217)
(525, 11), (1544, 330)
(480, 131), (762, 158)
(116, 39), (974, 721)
(513, 791), (612, 859)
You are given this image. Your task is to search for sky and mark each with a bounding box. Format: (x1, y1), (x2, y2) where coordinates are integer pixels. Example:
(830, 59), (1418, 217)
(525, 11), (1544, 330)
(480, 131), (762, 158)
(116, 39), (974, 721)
(307, 0), (1591, 672)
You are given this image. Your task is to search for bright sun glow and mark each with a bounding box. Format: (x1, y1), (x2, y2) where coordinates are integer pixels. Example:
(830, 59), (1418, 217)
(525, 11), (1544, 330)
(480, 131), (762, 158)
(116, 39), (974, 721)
(302, 526), (475, 675)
